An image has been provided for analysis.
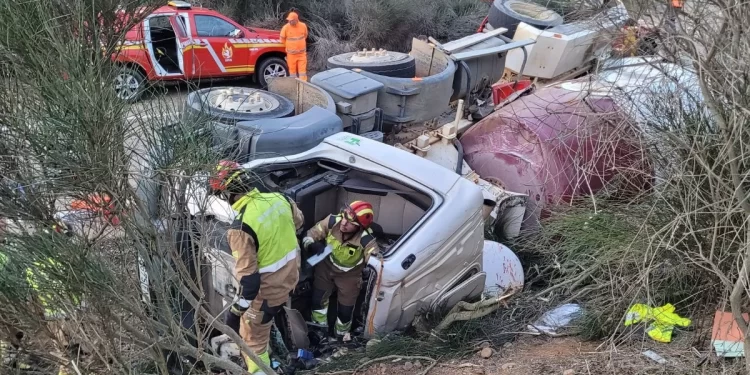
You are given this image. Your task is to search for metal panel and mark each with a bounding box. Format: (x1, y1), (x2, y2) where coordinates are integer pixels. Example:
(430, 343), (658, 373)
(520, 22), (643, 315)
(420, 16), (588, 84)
(451, 39), (536, 61)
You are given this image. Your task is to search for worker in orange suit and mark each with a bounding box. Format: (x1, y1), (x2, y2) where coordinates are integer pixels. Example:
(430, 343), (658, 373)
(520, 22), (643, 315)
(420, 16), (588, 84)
(665, 0), (683, 33)
(280, 11), (308, 81)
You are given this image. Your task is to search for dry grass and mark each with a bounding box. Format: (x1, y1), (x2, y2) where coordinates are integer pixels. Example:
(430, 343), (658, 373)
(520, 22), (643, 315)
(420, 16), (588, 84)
(202, 0), (490, 69)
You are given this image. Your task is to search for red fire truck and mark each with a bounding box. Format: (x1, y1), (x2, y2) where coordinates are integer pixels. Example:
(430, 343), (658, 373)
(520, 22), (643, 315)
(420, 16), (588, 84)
(112, 1), (288, 101)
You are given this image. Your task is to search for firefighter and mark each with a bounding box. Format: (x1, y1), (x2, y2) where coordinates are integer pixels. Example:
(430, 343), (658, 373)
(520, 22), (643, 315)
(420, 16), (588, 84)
(1, 221), (81, 375)
(302, 201), (380, 339)
(25, 256), (80, 375)
(209, 160), (304, 374)
(280, 10), (308, 81)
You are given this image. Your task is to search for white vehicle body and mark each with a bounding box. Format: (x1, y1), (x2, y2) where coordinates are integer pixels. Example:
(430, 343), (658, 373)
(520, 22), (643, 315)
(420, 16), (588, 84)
(188, 132), (490, 336)
(505, 1), (630, 79)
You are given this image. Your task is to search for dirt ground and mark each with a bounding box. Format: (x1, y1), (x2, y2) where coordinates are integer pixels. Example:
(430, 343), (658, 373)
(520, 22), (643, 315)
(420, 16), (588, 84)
(351, 334), (743, 375)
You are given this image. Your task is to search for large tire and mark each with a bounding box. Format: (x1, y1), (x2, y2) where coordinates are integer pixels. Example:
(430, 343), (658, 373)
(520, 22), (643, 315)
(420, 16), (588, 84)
(113, 66), (146, 102)
(488, 0), (563, 36)
(183, 87), (295, 126)
(327, 50), (416, 78)
(256, 56), (289, 88)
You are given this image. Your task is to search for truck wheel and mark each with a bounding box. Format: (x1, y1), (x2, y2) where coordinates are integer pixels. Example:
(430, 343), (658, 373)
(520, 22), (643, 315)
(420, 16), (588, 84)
(256, 57), (288, 88)
(183, 87), (295, 126)
(488, 0), (563, 36)
(327, 50), (416, 78)
(114, 66), (146, 102)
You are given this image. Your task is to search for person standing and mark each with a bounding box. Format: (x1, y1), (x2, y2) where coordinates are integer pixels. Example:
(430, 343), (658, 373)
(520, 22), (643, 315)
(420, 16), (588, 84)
(664, 0), (684, 33)
(303, 201), (380, 339)
(280, 10), (308, 81)
(209, 160), (304, 374)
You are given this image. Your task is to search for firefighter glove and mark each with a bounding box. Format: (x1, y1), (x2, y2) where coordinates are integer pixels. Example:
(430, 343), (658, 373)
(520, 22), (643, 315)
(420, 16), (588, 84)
(230, 298), (250, 316)
(308, 240), (327, 256)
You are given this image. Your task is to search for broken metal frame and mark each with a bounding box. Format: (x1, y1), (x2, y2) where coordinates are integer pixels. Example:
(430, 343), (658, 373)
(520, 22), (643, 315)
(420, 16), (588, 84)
(429, 32), (535, 84)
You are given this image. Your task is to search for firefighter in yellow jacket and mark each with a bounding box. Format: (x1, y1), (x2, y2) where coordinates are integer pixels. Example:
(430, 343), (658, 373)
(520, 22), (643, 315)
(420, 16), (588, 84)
(303, 201), (379, 338)
(209, 160), (304, 374)
(1, 221), (81, 375)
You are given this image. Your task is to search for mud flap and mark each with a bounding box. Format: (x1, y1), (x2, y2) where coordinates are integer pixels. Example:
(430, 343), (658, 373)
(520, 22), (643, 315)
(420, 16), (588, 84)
(282, 307), (310, 350)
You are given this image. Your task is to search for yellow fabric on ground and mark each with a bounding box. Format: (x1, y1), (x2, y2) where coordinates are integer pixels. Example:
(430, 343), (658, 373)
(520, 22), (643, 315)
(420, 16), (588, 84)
(624, 303), (691, 343)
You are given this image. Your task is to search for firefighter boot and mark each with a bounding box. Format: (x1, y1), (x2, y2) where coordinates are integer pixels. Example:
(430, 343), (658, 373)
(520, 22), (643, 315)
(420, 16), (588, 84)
(245, 351), (270, 375)
(335, 303), (355, 339)
(310, 288), (329, 329)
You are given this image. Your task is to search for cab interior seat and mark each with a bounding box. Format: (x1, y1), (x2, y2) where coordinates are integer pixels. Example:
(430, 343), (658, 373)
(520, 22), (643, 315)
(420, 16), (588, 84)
(148, 16), (180, 73)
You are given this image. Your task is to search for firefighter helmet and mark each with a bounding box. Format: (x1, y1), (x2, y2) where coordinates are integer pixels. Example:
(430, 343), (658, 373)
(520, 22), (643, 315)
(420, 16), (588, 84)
(209, 160), (261, 196)
(345, 200), (374, 229)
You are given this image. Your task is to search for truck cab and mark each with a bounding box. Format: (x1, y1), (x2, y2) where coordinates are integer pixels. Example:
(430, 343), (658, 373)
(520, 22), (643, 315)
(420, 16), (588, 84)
(113, 1), (288, 101)
(185, 132), (488, 350)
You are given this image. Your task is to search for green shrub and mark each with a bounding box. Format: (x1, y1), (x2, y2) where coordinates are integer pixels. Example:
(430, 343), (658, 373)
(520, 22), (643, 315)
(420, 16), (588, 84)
(511, 201), (712, 340)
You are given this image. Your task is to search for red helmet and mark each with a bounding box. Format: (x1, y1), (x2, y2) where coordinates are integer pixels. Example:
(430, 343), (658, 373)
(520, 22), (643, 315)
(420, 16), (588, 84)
(345, 200), (374, 229)
(209, 160), (241, 193)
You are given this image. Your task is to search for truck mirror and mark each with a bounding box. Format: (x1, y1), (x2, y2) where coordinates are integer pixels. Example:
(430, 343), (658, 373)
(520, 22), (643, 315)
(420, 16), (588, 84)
(230, 29), (243, 38)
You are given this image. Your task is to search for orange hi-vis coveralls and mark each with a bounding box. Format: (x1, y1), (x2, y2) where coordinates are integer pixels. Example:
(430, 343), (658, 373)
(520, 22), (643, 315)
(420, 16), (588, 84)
(280, 12), (309, 81)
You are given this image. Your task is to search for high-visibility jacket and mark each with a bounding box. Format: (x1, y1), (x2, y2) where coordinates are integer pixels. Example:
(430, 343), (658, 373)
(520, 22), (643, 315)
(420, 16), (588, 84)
(25, 258), (81, 319)
(280, 22), (308, 55)
(624, 303), (691, 343)
(308, 214), (378, 271)
(231, 189), (299, 274)
(671, 0), (683, 8)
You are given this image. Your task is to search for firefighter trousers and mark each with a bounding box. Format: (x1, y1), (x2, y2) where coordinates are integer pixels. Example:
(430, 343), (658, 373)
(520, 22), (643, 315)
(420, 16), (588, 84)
(286, 53), (308, 82)
(311, 259), (363, 335)
(239, 258), (298, 373)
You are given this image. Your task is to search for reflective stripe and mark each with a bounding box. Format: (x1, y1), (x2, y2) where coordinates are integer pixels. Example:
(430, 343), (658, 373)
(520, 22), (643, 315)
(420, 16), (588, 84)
(335, 317), (352, 335)
(331, 258), (363, 272)
(246, 351), (270, 374)
(286, 48), (306, 54)
(286, 36), (305, 41)
(203, 39), (227, 72)
(258, 248), (297, 273)
(312, 308), (328, 325)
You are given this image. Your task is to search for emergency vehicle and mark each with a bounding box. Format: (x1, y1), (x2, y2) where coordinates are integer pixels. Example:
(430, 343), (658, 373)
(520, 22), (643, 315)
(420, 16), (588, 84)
(112, 1), (288, 101)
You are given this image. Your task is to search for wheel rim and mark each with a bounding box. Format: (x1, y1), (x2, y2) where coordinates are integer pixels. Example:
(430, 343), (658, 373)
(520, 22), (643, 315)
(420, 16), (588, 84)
(263, 63), (287, 82)
(205, 87), (281, 113)
(347, 49), (408, 63)
(114, 73), (140, 100)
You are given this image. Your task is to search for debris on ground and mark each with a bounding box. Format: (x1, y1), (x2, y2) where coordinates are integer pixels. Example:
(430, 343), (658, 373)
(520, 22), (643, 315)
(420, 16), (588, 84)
(562, 369), (575, 375)
(527, 303), (583, 336)
(366, 339), (382, 356)
(624, 303), (691, 343)
(479, 347), (493, 359)
(711, 311), (748, 357)
(434, 289), (519, 333)
(642, 350), (667, 364)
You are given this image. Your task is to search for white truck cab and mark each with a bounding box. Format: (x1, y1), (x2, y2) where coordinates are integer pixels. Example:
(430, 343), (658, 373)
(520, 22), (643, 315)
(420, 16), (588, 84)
(187, 132), (490, 346)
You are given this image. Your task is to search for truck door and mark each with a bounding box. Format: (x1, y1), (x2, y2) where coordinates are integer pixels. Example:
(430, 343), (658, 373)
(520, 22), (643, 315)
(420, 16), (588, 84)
(143, 13), (184, 79)
(172, 14), (197, 79)
(190, 13), (252, 77)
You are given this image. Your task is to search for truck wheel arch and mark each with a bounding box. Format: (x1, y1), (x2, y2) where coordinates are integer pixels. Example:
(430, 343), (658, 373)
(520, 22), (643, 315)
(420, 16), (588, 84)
(255, 52), (289, 88)
(113, 62), (149, 102)
(115, 61), (147, 78)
